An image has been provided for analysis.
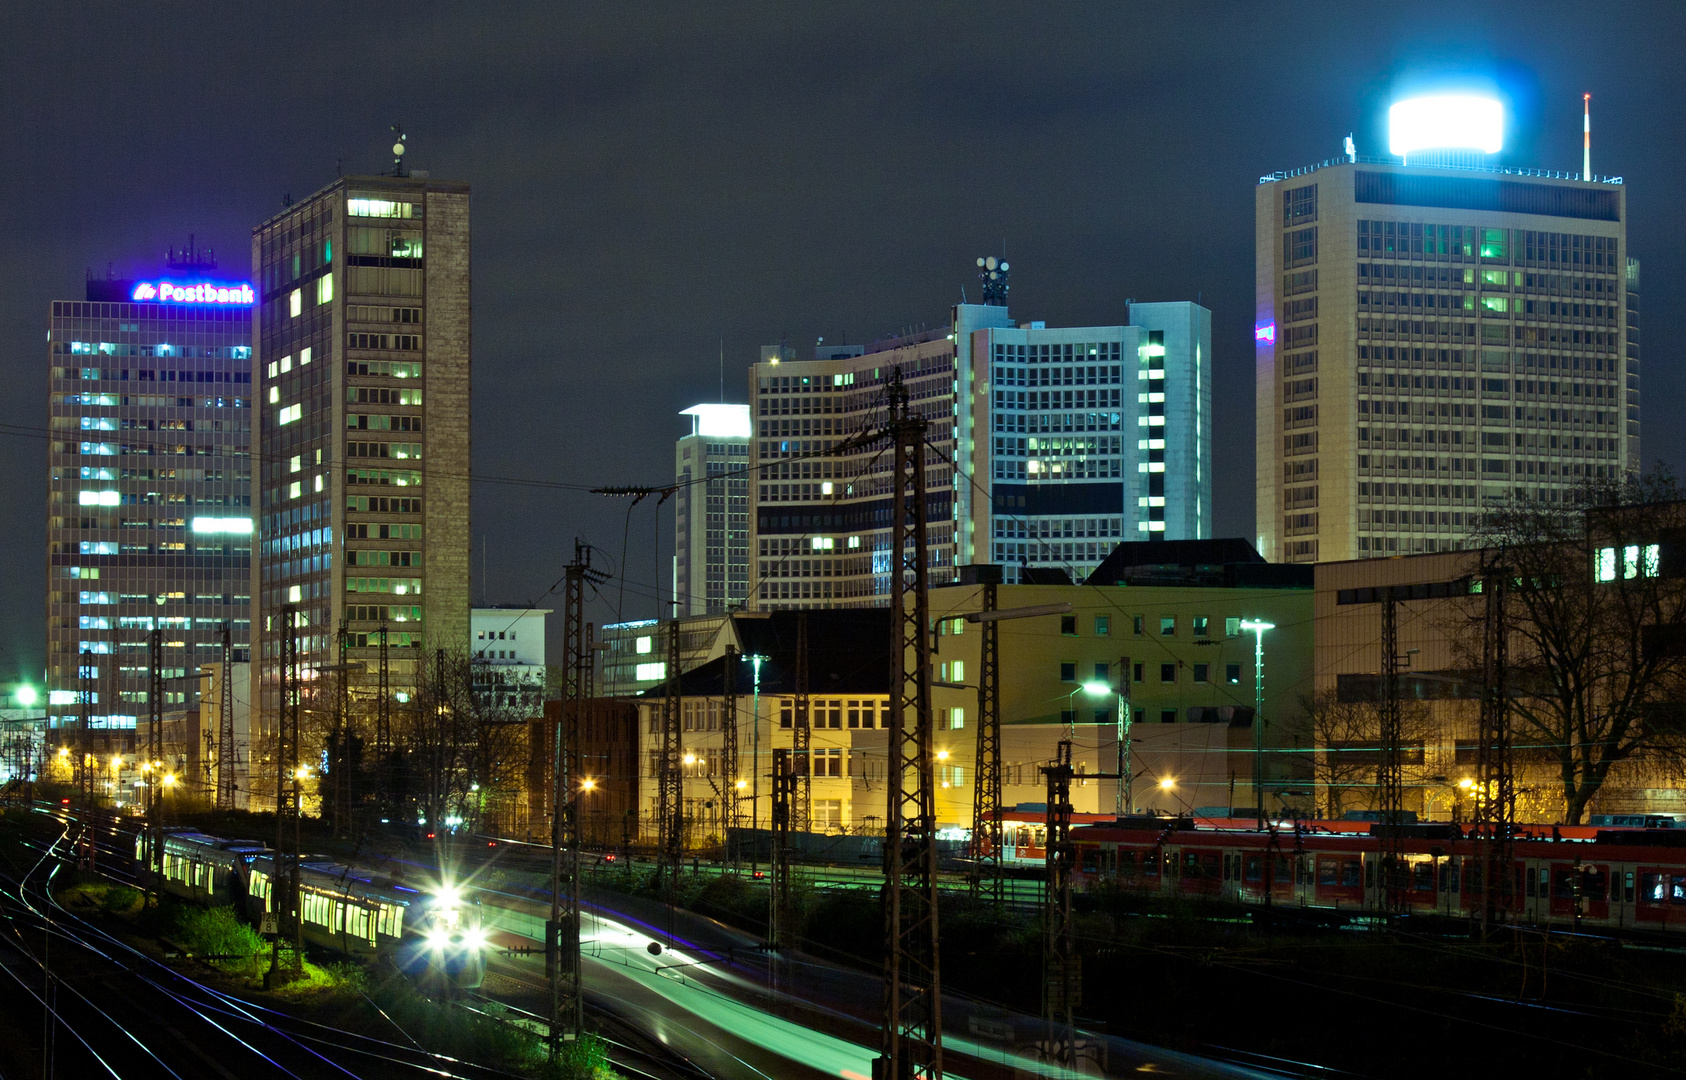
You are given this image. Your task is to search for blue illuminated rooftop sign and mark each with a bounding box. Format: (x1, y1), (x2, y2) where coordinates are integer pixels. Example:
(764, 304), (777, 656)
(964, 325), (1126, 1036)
(131, 280), (255, 306)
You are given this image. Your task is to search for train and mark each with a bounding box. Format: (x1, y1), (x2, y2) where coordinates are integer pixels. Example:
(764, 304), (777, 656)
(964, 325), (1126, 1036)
(141, 829), (486, 989)
(992, 808), (1686, 932)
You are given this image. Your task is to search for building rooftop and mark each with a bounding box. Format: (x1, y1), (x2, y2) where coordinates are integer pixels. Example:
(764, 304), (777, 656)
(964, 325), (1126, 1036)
(1084, 538), (1313, 590)
(1259, 153), (1622, 187)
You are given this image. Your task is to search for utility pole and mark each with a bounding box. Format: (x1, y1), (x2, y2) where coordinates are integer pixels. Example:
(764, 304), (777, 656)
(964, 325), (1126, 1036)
(656, 619), (684, 890)
(1378, 591), (1406, 913)
(970, 579), (1002, 904)
(267, 605), (303, 985)
(1476, 565), (1513, 931)
(878, 370), (942, 1080)
(217, 622), (237, 810)
(1041, 740), (1078, 1068)
(770, 747), (795, 951)
(549, 542), (589, 1056)
(147, 630), (164, 880)
(1040, 740), (1122, 1069)
(78, 649), (93, 818)
(792, 613), (811, 834)
(722, 644), (740, 869)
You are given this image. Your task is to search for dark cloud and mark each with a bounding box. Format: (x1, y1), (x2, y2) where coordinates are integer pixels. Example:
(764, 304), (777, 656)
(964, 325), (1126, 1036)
(2, 1), (1683, 675)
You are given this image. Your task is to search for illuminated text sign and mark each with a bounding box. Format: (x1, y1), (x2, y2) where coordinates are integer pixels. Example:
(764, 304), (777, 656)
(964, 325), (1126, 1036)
(131, 280), (256, 306)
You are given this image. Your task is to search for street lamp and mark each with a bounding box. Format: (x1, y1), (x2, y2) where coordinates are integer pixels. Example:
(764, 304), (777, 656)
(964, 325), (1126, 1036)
(1066, 681), (1112, 738)
(1238, 618), (1276, 830)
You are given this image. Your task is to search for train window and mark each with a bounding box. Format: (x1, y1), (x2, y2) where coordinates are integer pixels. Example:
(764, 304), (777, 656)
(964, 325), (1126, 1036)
(1441, 862), (1458, 893)
(1526, 871), (1536, 897)
(1672, 876), (1686, 906)
(1641, 873), (1666, 904)
(1413, 862), (1435, 892)
(1120, 850), (1137, 877)
(1365, 859), (1374, 889)
(1625, 871), (1635, 903)
(1318, 859), (1337, 886)
(1583, 867), (1608, 901)
(1552, 870), (1575, 899)
(1243, 855), (1262, 883)
(1081, 850), (1099, 874)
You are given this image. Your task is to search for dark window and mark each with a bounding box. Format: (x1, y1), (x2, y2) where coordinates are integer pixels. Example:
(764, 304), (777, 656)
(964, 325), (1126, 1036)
(1160, 709), (1177, 724)
(1059, 662), (1076, 682)
(1060, 615), (1077, 635)
(1160, 663), (1176, 683)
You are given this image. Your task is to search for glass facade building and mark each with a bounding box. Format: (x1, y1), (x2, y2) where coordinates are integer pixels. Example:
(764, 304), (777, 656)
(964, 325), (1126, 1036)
(748, 297), (1211, 609)
(44, 269), (255, 745)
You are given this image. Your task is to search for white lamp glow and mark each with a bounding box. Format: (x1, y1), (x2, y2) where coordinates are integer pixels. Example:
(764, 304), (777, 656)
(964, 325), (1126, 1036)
(681, 403), (752, 438)
(1388, 95), (1503, 157)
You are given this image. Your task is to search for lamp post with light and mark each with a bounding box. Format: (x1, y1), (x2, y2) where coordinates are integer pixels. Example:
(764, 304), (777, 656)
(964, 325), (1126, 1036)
(1238, 619), (1276, 830)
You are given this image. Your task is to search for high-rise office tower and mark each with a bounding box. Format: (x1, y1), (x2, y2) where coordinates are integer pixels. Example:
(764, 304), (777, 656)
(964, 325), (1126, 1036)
(250, 174), (471, 801)
(749, 268), (1210, 609)
(674, 404), (752, 615)
(1256, 96), (1634, 563)
(44, 253), (255, 745)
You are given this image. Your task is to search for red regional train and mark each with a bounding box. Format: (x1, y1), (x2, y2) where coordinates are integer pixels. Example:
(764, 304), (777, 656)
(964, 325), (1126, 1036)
(998, 809), (1686, 930)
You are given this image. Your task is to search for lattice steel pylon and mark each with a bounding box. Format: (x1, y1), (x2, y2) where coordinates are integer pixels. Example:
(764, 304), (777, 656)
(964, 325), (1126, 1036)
(1476, 565), (1513, 930)
(723, 644), (740, 868)
(268, 606), (304, 983)
(1378, 590), (1406, 912)
(148, 629), (165, 860)
(377, 622), (392, 817)
(78, 649), (94, 815)
(970, 581), (1002, 904)
(877, 370), (942, 1080)
(1041, 739), (1078, 1068)
(770, 747), (795, 951)
(549, 541), (589, 1056)
(792, 613), (812, 834)
(656, 619), (684, 890)
(217, 622), (237, 810)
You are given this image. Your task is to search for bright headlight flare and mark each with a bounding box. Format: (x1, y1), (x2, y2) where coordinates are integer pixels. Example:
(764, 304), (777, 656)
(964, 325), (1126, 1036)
(434, 884), (461, 909)
(463, 927), (488, 951)
(425, 927), (449, 950)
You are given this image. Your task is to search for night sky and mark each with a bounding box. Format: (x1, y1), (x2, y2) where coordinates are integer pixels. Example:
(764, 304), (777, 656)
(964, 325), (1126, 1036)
(3, 2), (1682, 680)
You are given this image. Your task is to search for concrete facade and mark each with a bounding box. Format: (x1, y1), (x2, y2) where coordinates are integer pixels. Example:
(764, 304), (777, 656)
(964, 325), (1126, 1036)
(1257, 159), (1633, 565)
(250, 174), (472, 808)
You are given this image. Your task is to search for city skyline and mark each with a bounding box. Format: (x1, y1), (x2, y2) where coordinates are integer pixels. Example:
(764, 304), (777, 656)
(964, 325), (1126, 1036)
(4, 4), (1685, 680)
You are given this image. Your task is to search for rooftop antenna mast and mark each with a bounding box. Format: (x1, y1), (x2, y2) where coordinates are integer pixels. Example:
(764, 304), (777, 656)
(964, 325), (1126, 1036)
(1582, 94), (1592, 182)
(391, 124), (408, 178)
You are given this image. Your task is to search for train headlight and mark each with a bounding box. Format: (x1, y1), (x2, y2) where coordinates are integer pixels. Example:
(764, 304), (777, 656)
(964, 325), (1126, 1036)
(463, 927), (488, 951)
(425, 927), (449, 951)
(435, 885), (461, 909)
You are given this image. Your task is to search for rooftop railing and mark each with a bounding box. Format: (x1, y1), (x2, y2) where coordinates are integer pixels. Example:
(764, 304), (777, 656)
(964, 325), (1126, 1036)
(1259, 154), (1622, 186)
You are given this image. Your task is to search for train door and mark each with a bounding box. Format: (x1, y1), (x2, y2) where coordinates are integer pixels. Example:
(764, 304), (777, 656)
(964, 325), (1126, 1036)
(1314, 854), (1364, 908)
(1550, 862), (1610, 920)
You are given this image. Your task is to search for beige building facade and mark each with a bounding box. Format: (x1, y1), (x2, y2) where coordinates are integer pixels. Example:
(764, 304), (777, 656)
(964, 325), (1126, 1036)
(1257, 159), (1635, 565)
(636, 571), (1314, 840)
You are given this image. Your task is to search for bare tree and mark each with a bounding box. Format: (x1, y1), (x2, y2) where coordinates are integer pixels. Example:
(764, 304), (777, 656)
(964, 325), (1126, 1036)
(1467, 472), (1686, 824)
(1292, 688), (1437, 818)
